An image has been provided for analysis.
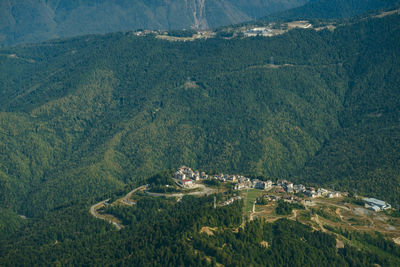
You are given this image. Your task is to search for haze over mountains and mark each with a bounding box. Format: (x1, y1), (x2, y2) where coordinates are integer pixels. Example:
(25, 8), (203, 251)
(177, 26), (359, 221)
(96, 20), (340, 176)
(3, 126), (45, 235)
(263, 0), (400, 20)
(0, 0), (308, 46)
(2, 0), (398, 47)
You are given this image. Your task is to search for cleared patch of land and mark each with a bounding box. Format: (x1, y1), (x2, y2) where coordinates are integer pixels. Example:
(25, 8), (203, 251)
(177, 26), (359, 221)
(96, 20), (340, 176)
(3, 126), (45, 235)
(90, 181), (399, 248)
(245, 194), (400, 245)
(200, 226), (217, 236)
(242, 189), (264, 213)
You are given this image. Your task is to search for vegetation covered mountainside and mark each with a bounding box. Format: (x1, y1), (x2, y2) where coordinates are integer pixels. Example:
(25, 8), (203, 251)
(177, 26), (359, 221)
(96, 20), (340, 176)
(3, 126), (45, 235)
(0, 0), (307, 46)
(263, 0), (400, 20)
(0, 12), (399, 219)
(2, 192), (400, 266)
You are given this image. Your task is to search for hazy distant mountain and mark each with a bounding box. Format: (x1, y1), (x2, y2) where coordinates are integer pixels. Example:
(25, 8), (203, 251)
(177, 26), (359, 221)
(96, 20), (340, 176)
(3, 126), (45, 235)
(263, 0), (399, 20)
(0, 0), (307, 46)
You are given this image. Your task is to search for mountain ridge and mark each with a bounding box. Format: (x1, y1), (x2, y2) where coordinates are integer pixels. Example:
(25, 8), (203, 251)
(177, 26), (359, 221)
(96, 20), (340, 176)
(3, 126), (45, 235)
(262, 0), (400, 21)
(0, 0), (307, 46)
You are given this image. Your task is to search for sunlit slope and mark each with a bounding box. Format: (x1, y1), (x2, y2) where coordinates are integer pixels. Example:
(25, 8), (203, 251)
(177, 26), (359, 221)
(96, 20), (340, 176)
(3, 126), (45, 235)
(0, 14), (399, 215)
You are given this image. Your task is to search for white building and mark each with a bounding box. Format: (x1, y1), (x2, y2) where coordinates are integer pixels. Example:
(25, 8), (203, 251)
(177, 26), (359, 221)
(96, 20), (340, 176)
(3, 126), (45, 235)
(363, 198), (391, 211)
(253, 180), (273, 190)
(317, 188), (328, 196)
(175, 171), (186, 180)
(181, 179), (194, 188)
(294, 184), (306, 193)
(244, 27), (272, 37)
(327, 192), (340, 198)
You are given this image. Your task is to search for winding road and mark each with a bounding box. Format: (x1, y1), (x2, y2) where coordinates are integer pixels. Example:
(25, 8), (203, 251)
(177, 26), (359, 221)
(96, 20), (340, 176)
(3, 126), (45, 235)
(90, 184), (216, 229)
(90, 199), (123, 230)
(89, 186), (146, 230)
(121, 185), (146, 205)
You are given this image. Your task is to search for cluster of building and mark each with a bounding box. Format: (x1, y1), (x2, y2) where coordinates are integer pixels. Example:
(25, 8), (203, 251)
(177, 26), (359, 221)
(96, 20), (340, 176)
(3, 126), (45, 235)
(132, 29), (160, 36)
(172, 166), (392, 213)
(213, 173), (249, 183)
(277, 180), (294, 193)
(274, 180), (342, 199)
(243, 21), (312, 38)
(233, 177), (272, 190)
(363, 198), (392, 212)
(244, 27), (274, 37)
(263, 194), (301, 203)
(254, 179), (273, 190)
(304, 187), (341, 199)
(233, 177), (343, 200)
(131, 20), (316, 43)
(174, 166), (208, 188)
(220, 196), (242, 207)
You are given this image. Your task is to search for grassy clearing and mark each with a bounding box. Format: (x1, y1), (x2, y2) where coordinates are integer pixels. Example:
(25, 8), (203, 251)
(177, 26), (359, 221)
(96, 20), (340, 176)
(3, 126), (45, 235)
(242, 189), (264, 213)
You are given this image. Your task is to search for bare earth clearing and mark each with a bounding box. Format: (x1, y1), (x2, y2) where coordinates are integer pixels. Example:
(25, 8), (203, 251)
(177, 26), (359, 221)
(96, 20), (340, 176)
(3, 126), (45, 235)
(90, 184), (399, 247)
(241, 189), (400, 246)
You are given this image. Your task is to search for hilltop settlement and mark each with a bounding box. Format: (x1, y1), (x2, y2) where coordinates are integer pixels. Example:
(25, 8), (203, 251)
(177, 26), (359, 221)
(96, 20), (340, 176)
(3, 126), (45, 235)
(173, 166), (392, 212)
(133, 19), (335, 42)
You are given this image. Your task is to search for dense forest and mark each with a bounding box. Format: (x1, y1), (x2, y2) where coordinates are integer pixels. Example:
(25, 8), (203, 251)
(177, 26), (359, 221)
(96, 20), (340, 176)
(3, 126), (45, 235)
(0, 12), (399, 221)
(0, 9), (400, 264)
(1, 192), (399, 266)
(263, 0), (400, 21)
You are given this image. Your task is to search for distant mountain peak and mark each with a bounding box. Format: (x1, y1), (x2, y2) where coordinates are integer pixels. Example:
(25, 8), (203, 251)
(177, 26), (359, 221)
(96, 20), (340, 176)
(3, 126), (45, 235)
(0, 0), (308, 46)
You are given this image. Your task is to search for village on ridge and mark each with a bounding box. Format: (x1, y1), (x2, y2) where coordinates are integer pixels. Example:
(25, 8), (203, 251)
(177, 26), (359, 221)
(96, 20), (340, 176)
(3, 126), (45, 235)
(173, 165), (392, 212)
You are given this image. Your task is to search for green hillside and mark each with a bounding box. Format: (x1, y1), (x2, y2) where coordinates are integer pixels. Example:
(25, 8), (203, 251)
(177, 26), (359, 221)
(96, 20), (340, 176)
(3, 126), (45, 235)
(263, 0), (400, 21)
(0, 13), (399, 219)
(2, 194), (400, 266)
(0, 10), (400, 265)
(298, 18), (400, 198)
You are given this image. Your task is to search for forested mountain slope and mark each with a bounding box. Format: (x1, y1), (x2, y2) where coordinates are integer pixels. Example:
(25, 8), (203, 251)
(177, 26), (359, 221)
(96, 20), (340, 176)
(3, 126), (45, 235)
(0, 13), (399, 218)
(263, 0), (400, 20)
(298, 18), (400, 198)
(0, 0), (307, 46)
(3, 195), (400, 266)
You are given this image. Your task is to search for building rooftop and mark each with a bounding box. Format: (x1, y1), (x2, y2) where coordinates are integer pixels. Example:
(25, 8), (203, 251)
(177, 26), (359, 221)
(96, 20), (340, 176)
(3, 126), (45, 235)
(363, 197), (388, 207)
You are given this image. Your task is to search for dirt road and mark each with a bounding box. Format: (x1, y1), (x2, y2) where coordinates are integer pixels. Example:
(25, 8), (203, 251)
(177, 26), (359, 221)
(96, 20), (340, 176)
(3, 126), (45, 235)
(145, 184), (216, 198)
